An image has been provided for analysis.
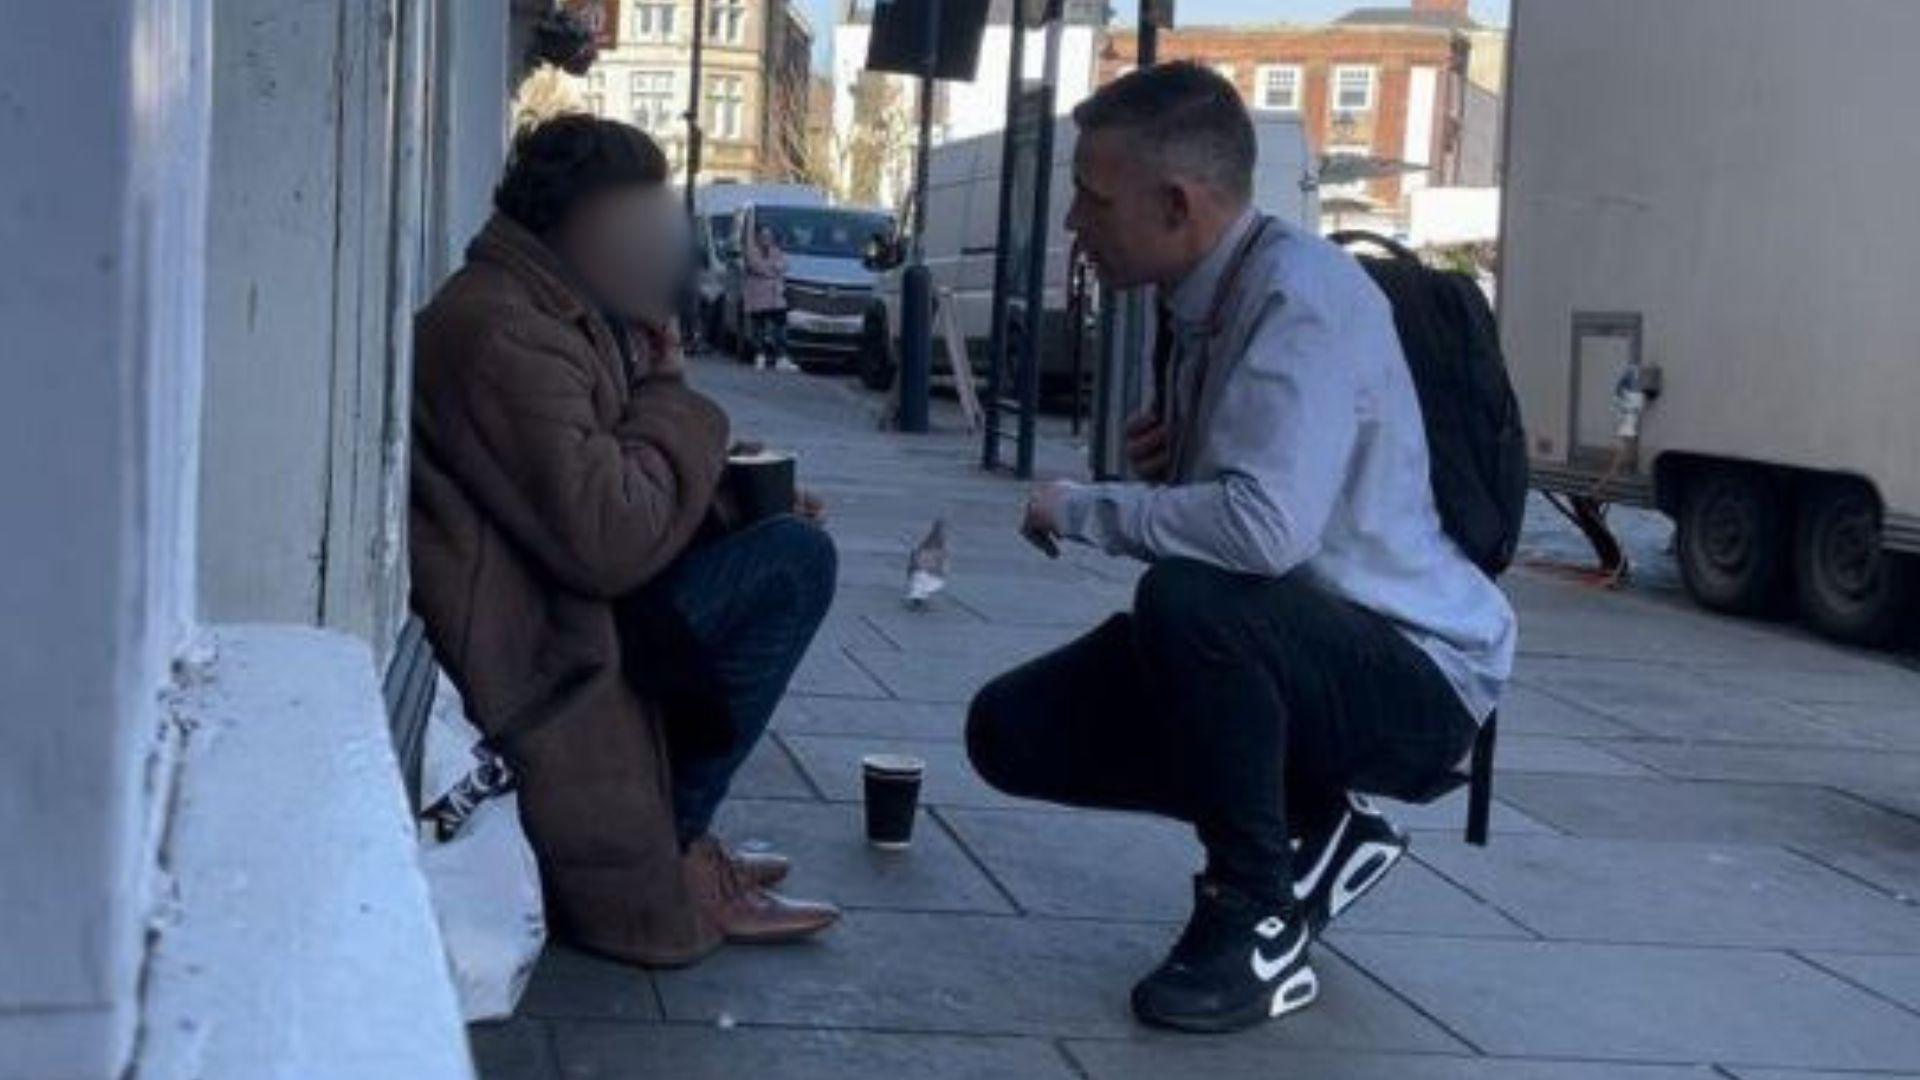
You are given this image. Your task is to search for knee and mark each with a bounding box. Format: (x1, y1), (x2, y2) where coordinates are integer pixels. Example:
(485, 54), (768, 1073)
(964, 676), (1024, 796)
(765, 516), (838, 611)
(1134, 559), (1235, 645)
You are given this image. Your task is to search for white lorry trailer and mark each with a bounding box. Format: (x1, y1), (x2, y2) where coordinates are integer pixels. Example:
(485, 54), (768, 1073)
(1501, 0), (1920, 643)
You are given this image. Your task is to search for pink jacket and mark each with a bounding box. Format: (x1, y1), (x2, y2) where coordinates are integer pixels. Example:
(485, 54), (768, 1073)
(742, 239), (788, 314)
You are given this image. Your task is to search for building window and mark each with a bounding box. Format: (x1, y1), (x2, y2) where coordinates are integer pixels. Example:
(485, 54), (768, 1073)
(631, 0), (676, 42)
(1333, 65), (1377, 113)
(708, 0), (746, 45)
(706, 75), (745, 140)
(1254, 65), (1302, 112)
(630, 70), (677, 133)
(584, 70), (606, 115)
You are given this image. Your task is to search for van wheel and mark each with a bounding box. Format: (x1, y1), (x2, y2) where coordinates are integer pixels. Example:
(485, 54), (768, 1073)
(1676, 465), (1790, 616)
(857, 310), (896, 391)
(1795, 482), (1915, 645)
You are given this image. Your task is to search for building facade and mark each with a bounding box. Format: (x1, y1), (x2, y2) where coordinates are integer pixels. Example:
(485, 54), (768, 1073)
(568, 0), (814, 182)
(1100, 0), (1486, 233)
(2, 1), (538, 1075)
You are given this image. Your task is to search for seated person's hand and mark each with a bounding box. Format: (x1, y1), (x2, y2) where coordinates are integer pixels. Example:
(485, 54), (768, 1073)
(632, 317), (685, 380)
(796, 487), (826, 523)
(1124, 409), (1172, 483)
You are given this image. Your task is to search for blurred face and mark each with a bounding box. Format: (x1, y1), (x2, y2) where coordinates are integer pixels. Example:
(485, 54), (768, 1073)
(1066, 128), (1186, 289)
(553, 184), (687, 322)
(757, 226), (777, 248)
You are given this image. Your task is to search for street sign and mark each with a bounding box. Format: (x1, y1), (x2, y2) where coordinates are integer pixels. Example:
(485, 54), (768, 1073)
(865, 0), (992, 81)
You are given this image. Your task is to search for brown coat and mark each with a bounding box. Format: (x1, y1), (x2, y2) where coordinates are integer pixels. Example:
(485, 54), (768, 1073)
(410, 215), (730, 966)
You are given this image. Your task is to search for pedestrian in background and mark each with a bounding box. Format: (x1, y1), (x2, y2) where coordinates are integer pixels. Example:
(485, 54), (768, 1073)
(743, 224), (795, 371)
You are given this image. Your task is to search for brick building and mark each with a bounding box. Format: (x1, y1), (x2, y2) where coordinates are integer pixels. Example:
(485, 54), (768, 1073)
(565, 0), (814, 182)
(1100, 0), (1487, 231)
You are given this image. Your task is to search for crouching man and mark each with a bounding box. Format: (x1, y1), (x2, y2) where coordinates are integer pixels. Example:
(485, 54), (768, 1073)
(966, 64), (1516, 1033)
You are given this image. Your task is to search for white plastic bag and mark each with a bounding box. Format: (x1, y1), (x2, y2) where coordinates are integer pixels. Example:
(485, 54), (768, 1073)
(418, 674), (546, 1022)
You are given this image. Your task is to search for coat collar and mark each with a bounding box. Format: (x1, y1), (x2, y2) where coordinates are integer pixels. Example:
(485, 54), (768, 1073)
(468, 214), (594, 322)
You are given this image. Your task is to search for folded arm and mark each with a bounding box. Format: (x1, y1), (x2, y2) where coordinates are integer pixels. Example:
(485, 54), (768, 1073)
(1059, 290), (1361, 578)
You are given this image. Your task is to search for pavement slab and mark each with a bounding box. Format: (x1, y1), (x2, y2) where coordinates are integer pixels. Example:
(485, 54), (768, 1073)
(470, 1020), (558, 1080)
(1491, 774), (1920, 850)
(1065, 1042), (1722, 1080)
(1334, 935), (1920, 1071)
(710, 799), (1013, 916)
(551, 1025), (1079, 1080)
(472, 358), (1920, 1078)
(1416, 835), (1920, 952)
(651, 910), (1468, 1051)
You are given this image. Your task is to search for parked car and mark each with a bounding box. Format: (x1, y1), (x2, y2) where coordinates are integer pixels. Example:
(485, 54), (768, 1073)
(719, 202), (895, 368)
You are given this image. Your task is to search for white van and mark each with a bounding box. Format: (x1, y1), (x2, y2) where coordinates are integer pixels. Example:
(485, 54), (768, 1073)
(860, 115), (1319, 392)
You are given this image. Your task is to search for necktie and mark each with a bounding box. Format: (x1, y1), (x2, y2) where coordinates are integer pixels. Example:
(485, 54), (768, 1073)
(1152, 301), (1178, 424)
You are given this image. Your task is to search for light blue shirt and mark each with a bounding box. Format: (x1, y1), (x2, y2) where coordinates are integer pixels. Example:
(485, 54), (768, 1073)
(1060, 209), (1516, 721)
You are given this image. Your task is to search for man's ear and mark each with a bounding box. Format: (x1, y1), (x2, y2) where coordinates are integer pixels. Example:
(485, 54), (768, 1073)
(1161, 180), (1194, 230)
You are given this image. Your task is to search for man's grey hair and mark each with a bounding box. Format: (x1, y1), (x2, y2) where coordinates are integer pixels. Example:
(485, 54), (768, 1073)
(1072, 62), (1257, 202)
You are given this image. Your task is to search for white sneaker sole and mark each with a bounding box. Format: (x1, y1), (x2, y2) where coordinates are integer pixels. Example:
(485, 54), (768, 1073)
(1329, 839), (1406, 923)
(1269, 965), (1320, 1018)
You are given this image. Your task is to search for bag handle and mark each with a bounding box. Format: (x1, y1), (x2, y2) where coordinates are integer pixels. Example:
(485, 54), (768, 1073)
(1329, 230), (1420, 265)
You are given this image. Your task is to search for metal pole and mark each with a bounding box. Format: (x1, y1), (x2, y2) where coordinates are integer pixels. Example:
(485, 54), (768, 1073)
(1015, 10), (1064, 479)
(684, 0), (707, 215)
(897, 0), (940, 434)
(1139, 0), (1160, 64)
(982, 2), (1029, 469)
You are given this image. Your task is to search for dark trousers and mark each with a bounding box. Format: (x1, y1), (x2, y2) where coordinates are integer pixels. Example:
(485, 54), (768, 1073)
(651, 515), (837, 844)
(752, 310), (789, 357)
(966, 559), (1477, 906)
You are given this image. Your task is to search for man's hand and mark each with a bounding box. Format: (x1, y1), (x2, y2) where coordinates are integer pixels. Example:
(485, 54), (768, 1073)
(1021, 480), (1078, 559)
(1124, 409), (1172, 483)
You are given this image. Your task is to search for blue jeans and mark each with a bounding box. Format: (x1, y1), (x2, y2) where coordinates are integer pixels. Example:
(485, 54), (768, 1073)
(650, 515), (836, 844)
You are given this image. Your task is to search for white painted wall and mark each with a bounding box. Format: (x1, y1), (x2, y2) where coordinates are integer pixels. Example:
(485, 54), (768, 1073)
(2, 1), (509, 1075)
(0, 0), (212, 1075)
(1402, 66), (1439, 195)
(197, 0), (345, 627)
(431, 0), (514, 283)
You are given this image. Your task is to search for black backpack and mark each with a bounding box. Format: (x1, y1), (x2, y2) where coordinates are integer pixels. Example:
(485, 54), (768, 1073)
(1332, 232), (1529, 577)
(1333, 231), (1528, 846)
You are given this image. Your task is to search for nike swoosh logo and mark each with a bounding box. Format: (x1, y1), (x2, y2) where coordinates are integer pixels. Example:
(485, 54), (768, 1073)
(1250, 925), (1307, 983)
(1293, 811), (1351, 901)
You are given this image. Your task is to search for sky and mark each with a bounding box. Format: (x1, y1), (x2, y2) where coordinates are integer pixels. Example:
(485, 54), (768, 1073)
(802, 0), (1512, 69)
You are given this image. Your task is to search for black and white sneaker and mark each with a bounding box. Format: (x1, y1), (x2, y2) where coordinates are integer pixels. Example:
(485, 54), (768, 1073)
(1293, 793), (1409, 935)
(1131, 876), (1318, 1034)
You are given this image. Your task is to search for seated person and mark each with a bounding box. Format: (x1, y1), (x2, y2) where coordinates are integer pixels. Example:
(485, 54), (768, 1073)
(410, 115), (837, 968)
(967, 65), (1517, 1032)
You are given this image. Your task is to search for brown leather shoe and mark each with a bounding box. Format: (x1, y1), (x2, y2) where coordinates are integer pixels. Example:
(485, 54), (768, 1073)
(722, 839), (791, 888)
(685, 836), (838, 944)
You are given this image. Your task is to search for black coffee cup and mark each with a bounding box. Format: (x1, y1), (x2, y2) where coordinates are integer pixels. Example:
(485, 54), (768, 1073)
(726, 450), (796, 525)
(862, 754), (924, 850)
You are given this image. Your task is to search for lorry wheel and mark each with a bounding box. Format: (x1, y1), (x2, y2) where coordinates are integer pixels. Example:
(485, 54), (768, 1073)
(1794, 483), (1916, 645)
(1676, 465), (1790, 616)
(857, 310), (896, 391)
